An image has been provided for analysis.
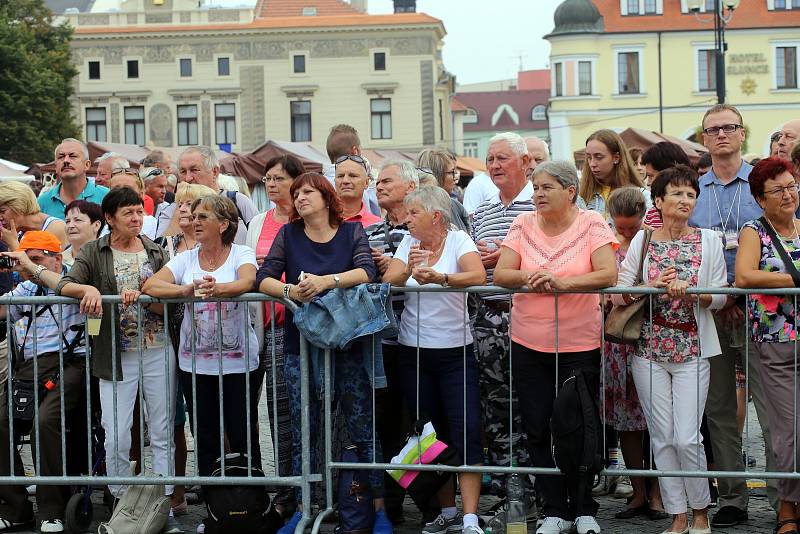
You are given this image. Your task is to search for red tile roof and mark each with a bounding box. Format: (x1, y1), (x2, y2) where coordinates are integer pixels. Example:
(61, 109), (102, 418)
(593, 0), (800, 32)
(254, 0), (358, 18)
(450, 97), (469, 112)
(454, 90), (550, 132)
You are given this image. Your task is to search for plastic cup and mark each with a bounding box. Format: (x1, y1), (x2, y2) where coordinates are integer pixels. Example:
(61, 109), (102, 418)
(417, 250), (432, 267)
(87, 314), (102, 336)
(193, 272), (206, 297)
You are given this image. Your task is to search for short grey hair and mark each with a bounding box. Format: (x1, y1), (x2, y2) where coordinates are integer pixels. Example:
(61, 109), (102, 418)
(488, 132), (527, 156)
(95, 151), (122, 164)
(55, 138), (89, 160)
(532, 161), (580, 203)
(141, 150), (169, 167)
(181, 146), (219, 171)
(109, 156), (131, 172)
(404, 186), (452, 226)
(380, 159), (419, 186)
(526, 136), (551, 159)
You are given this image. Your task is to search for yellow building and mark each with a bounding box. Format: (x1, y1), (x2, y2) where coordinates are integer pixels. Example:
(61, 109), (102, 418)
(61, 0), (454, 153)
(546, 0), (800, 160)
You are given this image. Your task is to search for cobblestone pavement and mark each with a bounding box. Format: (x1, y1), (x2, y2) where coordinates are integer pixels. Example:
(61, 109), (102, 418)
(15, 402), (778, 533)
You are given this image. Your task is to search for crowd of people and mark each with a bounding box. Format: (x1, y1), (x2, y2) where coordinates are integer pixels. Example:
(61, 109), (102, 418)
(0, 109), (798, 534)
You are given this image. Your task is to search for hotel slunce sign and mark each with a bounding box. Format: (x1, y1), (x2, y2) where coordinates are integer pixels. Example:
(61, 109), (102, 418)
(727, 53), (768, 75)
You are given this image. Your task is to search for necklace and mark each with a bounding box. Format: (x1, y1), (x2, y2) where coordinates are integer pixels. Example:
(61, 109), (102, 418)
(200, 245), (227, 270)
(765, 216), (799, 241)
(421, 233), (447, 261)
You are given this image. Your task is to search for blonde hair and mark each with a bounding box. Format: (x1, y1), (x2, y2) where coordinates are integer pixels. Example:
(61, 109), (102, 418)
(0, 181), (41, 216)
(579, 129), (643, 204)
(164, 183), (217, 236)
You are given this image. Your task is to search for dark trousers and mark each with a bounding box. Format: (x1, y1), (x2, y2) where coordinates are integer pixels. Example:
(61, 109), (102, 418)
(180, 368), (264, 476)
(511, 343), (600, 520)
(0, 354), (85, 522)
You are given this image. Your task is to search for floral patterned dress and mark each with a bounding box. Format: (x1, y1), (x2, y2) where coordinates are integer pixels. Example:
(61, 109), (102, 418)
(640, 232), (702, 363)
(603, 246), (647, 431)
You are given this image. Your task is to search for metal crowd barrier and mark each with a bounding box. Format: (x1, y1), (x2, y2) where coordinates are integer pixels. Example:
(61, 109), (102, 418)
(0, 287), (797, 530)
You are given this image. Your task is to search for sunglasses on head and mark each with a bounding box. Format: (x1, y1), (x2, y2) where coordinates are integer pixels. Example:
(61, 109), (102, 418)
(335, 154), (367, 170)
(111, 167), (137, 176)
(141, 168), (164, 179)
(415, 167), (433, 175)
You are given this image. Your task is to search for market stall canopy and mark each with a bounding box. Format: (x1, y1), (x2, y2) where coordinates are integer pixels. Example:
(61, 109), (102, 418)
(0, 159), (33, 182)
(572, 128), (708, 168)
(219, 140), (328, 185)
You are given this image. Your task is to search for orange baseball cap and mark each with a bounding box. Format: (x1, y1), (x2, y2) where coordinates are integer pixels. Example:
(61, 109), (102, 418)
(18, 231), (62, 254)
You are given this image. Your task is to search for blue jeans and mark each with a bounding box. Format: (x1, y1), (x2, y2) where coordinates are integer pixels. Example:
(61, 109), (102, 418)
(398, 344), (482, 465)
(285, 348), (384, 501)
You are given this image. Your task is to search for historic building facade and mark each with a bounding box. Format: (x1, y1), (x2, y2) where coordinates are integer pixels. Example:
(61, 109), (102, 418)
(62, 0), (454, 153)
(546, 0), (800, 160)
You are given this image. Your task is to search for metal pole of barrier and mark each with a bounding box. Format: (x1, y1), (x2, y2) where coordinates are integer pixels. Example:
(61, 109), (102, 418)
(744, 294), (751, 475)
(324, 347), (333, 510)
(269, 302), (279, 474)
(298, 333), (312, 532)
(795, 294), (798, 474)
(84, 316), (92, 476)
(163, 302), (174, 479)
(6, 312), (13, 482)
(216, 301), (225, 476)
(462, 290), (467, 469)
(111, 304), (119, 487)
(190, 300), (200, 477)
(244, 296), (252, 473)
(32, 303), (40, 475)
(137, 304), (145, 477)
(58, 304), (66, 477)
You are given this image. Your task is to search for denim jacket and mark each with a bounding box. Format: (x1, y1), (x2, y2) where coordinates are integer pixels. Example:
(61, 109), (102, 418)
(294, 283), (397, 391)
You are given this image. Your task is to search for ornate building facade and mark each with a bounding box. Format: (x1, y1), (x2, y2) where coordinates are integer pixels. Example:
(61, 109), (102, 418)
(62, 0), (454, 153)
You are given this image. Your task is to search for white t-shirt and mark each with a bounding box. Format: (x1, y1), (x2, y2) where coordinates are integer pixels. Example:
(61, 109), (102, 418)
(394, 230), (477, 348)
(165, 244), (259, 375)
(462, 172), (499, 214)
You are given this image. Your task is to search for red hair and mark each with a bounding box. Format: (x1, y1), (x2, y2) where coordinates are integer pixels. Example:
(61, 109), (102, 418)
(748, 157), (794, 198)
(289, 172), (344, 226)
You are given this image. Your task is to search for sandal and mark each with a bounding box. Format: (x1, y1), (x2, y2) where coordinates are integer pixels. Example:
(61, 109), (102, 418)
(775, 518), (800, 534)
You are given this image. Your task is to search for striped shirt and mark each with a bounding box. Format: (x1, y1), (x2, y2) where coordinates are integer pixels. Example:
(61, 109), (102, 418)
(365, 217), (410, 344)
(471, 183), (535, 301)
(8, 280), (86, 360)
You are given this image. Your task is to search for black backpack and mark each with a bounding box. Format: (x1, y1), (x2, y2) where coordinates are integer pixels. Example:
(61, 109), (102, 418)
(335, 445), (375, 534)
(225, 190), (249, 229)
(203, 453), (280, 534)
(550, 368), (603, 516)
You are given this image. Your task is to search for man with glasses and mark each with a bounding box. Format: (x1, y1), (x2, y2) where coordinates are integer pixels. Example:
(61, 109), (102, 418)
(142, 167), (168, 210)
(39, 139), (109, 219)
(109, 159), (155, 216)
(776, 120), (800, 161)
(688, 103), (778, 528)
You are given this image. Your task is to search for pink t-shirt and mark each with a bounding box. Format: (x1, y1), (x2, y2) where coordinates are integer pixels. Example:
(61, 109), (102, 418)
(256, 210), (287, 326)
(345, 202), (382, 228)
(503, 209), (618, 353)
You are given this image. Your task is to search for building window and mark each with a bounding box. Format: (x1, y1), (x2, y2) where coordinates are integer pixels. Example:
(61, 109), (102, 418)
(85, 107), (107, 142)
(627, 0), (639, 13)
(698, 49), (716, 92)
(179, 58), (192, 77)
(124, 106), (145, 146)
(177, 105), (198, 146)
(578, 61), (592, 95)
(88, 61), (100, 80)
(290, 101), (311, 142)
(531, 105), (547, 121)
(438, 99), (444, 141)
(554, 62), (563, 97)
(705, 0), (714, 9)
(374, 52), (386, 71)
(644, 0), (657, 12)
(370, 98), (392, 140)
(463, 141), (478, 159)
(777, 46), (798, 89)
(617, 51), (641, 94)
(293, 55), (306, 74)
(775, 0), (786, 6)
(127, 60), (139, 79)
(215, 103), (236, 145)
(218, 57), (230, 76)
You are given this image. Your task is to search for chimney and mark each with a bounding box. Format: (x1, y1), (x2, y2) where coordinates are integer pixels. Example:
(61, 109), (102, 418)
(350, 0), (368, 13)
(393, 0), (416, 12)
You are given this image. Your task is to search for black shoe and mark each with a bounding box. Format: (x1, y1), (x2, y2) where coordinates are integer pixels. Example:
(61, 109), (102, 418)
(614, 504), (648, 519)
(711, 505), (748, 527)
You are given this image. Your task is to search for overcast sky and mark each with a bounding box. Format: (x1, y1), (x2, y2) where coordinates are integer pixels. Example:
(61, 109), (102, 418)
(207, 0), (563, 85)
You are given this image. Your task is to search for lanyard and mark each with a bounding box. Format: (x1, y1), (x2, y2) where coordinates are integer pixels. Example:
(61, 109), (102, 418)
(711, 180), (741, 234)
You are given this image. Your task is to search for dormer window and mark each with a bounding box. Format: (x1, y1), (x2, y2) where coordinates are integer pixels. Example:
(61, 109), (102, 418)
(302, 7), (317, 15)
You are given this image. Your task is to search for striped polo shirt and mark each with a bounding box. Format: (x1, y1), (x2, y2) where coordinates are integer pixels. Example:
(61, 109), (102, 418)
(8, 280), (86, 360)
(365, 217), (410, 344)
(471, 182), (534, 301)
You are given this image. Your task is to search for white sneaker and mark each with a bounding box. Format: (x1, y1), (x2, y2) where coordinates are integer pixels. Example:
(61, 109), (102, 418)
(40, 519), (64, 533)
(535, 516), (572, 534)
(574, 516), (601, 534)
(613, 476), (634, 499)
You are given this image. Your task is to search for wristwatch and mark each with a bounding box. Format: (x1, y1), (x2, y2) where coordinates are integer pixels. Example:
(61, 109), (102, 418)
(333, 274), (341, 288)
(442, 273), (450, 287)
(32, 264), (47, 283)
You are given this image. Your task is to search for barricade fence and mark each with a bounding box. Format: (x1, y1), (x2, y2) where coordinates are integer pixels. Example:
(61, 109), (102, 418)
(0, 287), (794, 526)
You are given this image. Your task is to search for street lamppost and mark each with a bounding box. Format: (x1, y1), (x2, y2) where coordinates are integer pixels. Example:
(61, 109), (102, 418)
(687, 0), (741, 104)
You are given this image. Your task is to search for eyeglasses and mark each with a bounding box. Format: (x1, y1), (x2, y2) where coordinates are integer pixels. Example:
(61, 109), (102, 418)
(111, 167), (137, 177)
(445, 169), (461, 180)
(191, 213), (218, 222)
(262, 174), (290, 184)
(335, 154), (368, 172)
(702, 124), (743, 136)
(415, 167), (433, 175)
(141, 168), (163, 179)
(764, 183), (800, 198)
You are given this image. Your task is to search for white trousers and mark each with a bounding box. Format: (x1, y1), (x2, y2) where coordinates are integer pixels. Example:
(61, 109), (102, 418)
(632, 356), (711, 515)
(99, 347), (176, 496)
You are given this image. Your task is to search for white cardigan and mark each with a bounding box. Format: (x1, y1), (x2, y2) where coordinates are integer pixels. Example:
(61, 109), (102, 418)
(611, 228), (727, 359)
(246, 211), (270, 353)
